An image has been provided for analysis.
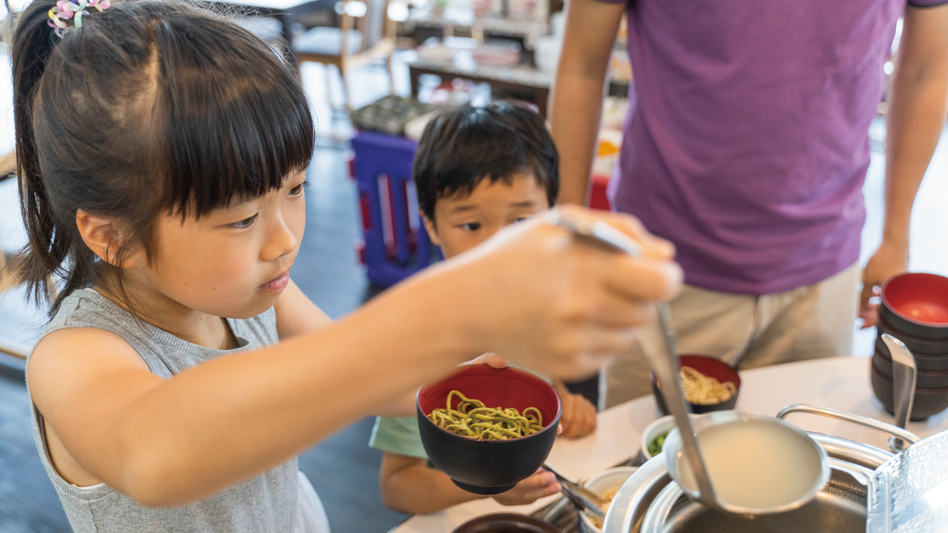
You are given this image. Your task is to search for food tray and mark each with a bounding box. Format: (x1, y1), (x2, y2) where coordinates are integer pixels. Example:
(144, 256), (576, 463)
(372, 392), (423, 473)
(351, 95), (433, 136)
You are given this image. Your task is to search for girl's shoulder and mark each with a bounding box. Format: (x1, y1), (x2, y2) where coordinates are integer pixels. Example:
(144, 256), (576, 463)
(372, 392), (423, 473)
(41, 288), (139, 343)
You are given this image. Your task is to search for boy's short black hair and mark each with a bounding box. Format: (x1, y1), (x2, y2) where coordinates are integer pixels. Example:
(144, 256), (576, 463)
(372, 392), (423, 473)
(413, 101), (559, 221)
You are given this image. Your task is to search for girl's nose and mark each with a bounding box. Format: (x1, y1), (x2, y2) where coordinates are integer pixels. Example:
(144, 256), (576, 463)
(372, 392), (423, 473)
(262, 211), (300, 262)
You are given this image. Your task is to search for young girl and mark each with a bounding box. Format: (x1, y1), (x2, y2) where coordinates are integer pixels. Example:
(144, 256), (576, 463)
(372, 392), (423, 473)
(13, 1), (681, 531)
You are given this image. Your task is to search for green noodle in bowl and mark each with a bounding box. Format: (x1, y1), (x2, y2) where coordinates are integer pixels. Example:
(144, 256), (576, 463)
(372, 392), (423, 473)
(417, 364), (562, 495)
(428, 390), (545, 440)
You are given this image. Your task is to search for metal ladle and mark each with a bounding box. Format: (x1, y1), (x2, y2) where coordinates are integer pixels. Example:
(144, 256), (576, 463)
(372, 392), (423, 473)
(546, 212), (717, 509)
(881, 333), (917, 452)
(547, 211), (829, 515)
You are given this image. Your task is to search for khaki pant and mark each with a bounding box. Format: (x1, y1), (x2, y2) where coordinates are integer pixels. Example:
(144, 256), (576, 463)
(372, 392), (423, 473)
(602, 263), (860, 408)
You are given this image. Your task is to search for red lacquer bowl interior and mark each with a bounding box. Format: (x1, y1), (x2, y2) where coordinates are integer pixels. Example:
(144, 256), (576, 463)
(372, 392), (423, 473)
(418, 364), (561, 434)
(677, 355), (741, 389)
(881, 273), (948, 326)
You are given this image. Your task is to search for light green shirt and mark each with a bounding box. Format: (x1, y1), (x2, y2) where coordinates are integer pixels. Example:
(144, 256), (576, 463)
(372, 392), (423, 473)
(369, 416), (429, 459)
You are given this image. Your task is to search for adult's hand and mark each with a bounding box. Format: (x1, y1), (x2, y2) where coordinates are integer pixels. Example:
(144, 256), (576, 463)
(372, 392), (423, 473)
(442, 205), (682, 381)
(859, 241), (908, 328)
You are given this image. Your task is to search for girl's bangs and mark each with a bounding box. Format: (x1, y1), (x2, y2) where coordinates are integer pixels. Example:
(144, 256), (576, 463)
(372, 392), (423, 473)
(160, 22), (315, 217)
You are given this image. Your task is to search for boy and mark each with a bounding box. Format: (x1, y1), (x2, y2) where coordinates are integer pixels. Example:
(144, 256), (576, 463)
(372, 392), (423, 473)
(369, 102), (598, 514)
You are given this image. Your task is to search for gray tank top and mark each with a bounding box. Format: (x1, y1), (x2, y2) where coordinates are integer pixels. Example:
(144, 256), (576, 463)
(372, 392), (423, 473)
(28, 289), (297, 532)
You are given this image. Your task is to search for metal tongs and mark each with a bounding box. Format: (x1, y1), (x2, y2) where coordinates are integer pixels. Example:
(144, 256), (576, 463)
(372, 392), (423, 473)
(542, 462), (606, 518)
(545, 211), (719, 509)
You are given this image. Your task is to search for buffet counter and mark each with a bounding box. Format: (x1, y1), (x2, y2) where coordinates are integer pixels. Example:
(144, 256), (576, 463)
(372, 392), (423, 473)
(388, 356), (948, 533)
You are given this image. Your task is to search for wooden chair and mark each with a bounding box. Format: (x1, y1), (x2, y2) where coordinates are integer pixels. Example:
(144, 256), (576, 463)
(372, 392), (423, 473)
(292, 0), (396, 112)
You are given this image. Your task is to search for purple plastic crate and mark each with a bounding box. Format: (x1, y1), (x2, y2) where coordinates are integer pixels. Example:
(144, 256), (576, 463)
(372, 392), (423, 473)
(350, 131), (441, 287)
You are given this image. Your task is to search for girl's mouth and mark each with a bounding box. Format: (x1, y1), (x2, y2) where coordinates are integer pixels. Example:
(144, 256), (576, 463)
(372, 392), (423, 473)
(260, 272), (290, 292)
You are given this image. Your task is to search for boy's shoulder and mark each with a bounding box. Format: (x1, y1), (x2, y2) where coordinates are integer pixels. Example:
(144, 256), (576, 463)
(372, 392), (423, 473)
(369, 415), (429, 459)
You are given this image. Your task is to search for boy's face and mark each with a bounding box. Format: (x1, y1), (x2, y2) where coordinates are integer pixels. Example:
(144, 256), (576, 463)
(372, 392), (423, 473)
(423, 172), (550, 258)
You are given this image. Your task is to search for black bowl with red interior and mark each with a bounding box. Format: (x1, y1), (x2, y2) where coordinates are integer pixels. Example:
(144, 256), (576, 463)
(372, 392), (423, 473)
(879, 273), (948, 341)
(417, 364), (562, 495)
(651, 355), (741, 416)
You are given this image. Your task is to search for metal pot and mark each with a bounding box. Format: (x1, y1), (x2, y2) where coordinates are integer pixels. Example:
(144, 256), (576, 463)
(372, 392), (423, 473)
(602, 406), (922, 533)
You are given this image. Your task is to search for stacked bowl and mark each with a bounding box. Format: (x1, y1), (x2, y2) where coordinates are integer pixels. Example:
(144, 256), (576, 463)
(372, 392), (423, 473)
(870, 273), (948, 420)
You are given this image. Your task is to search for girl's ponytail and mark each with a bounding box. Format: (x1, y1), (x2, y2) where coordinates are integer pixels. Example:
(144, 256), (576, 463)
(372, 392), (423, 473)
(12, 0), (66, 310)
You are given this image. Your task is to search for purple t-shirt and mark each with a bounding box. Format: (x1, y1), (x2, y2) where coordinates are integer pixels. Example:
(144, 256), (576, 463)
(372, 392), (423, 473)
(600, 0), (945, 294)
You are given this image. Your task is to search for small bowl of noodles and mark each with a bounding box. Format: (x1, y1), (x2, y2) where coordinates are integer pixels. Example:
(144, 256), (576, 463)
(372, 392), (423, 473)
(416, 364), (562, 495)
(578, 466), (638, 533)
(650, 355), (741, 416)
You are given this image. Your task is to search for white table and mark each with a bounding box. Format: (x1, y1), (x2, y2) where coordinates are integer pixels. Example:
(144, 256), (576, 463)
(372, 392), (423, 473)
(388, 356), (948, 533)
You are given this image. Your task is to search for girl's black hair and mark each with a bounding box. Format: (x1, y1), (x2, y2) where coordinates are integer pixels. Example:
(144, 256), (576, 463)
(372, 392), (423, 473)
(413, 101), (559, 222)
(13, 0), (315, 315)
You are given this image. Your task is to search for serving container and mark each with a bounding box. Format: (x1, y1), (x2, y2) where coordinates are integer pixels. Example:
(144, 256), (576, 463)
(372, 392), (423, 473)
(578, 467), (639, 533)
(602, 405), (947, 533)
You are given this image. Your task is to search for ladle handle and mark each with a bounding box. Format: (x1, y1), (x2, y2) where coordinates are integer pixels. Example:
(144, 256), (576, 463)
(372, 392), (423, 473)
(547, 211), (719, 509)
(776, 404), (920, 452)
(881, 334), (917, 451)
(650, 304), (719, 509)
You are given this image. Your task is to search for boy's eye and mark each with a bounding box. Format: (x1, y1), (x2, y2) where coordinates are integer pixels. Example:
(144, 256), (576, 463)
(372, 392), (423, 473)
(459, 222), (482, 232)
(513, 216), (532, 224)
(289, 181), (308, 196)
(230, 214), (258, 229)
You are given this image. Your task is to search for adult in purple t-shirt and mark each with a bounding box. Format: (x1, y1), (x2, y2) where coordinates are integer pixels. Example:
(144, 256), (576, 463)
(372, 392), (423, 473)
(551, 0), (948, 405)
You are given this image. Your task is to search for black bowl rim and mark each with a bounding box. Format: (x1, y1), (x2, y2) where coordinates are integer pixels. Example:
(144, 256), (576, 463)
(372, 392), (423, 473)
(880, 273), (948, 329)
(870, 367), (948, 421)
(451, 513), (561, 533)
(416, 365), (563, 444)
(877, 314), (948, 350)
(874, 333), (948, 359)
(870, 361), (948, 393)
(871, 353), (948, 390)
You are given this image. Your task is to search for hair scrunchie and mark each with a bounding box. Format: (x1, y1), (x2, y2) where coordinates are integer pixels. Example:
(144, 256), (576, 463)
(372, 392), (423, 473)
(48, 0), (111, 38)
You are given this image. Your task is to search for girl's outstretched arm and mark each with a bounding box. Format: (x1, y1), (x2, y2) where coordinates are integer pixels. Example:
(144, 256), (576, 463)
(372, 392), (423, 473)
(28, 207), (681, 507)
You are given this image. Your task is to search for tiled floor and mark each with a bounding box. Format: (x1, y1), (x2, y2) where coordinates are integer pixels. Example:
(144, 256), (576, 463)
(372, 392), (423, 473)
(0, 43), (947, 533)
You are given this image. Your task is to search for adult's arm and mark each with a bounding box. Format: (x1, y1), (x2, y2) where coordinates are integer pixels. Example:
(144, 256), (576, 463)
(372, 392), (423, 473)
(28, 207), (682, 507)
(549, 0), (626, 205)
(861, 3), (948, 323)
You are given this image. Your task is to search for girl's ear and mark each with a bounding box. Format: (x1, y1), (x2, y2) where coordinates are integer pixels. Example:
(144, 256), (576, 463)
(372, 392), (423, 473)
(75, 209), (137, 268)
(420, 212), (441, 247)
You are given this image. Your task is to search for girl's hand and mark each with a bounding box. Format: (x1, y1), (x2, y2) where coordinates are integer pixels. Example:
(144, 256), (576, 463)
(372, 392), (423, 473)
(492, 470), (561, 506)
(442, 206), (682, 381)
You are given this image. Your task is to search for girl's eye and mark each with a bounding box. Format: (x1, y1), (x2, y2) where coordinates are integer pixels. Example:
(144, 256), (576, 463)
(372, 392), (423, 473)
(289, 181), (307, 197)
(513, 216), (532, 224)
(459, 222), (481, 232)
(231, 214), (258, 229)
